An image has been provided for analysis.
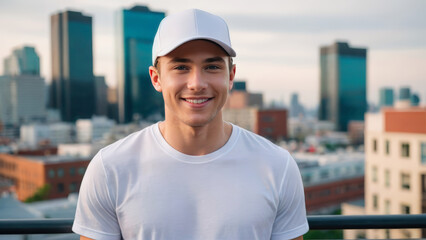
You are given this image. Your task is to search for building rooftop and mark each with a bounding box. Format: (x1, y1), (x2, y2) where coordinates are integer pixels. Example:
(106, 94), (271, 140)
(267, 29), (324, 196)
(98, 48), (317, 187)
(27, 193), (78, 219)
(294, 152), (364, 187)
(24, 155), (90, 164)
(0, 193), (42, 219)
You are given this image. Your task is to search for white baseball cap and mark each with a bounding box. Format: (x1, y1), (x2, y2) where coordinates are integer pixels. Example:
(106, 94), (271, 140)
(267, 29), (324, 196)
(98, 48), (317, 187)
(152, 9), (236, 65)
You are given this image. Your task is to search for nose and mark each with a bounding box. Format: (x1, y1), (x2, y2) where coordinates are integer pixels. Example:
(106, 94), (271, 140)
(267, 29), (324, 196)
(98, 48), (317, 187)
(187, 68), (207, 91)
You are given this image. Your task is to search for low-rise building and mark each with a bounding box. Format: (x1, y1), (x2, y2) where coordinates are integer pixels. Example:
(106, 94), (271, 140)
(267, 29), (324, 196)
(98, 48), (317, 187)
(294, 152), (364, 214)
(76, 116), (115, 143)
(0, 154), (89, 201)
(20, 122), (74, 147)
(343, 104), (426, 239)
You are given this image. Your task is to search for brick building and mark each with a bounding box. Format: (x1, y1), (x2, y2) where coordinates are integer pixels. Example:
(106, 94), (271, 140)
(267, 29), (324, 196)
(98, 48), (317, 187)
(0, 154), (90, 201)
(295, 152), (365, 214)
(256, 109), (288, 141)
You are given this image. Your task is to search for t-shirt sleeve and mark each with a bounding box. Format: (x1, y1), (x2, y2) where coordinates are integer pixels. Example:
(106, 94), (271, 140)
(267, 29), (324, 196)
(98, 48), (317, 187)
(271, 154), (309, 240)
(72, 152), (122, 240)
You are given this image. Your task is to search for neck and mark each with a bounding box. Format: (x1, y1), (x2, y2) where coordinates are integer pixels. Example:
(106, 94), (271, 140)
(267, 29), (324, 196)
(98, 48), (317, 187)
(159, 118), (232, 156)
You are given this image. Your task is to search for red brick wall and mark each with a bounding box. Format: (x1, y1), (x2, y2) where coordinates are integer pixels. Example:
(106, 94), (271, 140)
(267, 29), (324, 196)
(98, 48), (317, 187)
(0, 153), (90, 201)
(385, 108), (426, 134)
(0, 154), (45, 201)
(304, 176), (364, 213)
(255, 109), (287, 141)
(44, 160), (90, 199)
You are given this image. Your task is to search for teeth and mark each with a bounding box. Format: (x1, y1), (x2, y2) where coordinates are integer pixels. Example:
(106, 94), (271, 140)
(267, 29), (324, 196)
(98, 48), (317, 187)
(186, 99), (208, 104)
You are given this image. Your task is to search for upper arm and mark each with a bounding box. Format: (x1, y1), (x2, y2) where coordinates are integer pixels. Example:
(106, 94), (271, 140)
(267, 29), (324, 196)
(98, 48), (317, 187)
(271, 154), (309, 239)
(72, 153), (121, 239)
(291, 236), (304, 240)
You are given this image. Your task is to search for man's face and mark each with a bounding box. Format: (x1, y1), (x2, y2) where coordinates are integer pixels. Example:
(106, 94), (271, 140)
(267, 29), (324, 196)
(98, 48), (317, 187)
(149, 40), (236, 128)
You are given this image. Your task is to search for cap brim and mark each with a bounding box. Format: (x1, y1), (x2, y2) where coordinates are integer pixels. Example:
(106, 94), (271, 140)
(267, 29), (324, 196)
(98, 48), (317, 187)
(156, 36), (236, 58)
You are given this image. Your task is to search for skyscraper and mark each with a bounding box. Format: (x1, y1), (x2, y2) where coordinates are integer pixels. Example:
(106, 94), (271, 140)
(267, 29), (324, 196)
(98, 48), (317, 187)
(94, 76), (108, 117)
(0, 75), (46, 124)
(379, 87), (394, 108)
(290, 93), (305, 118)
(1, 46), (46, 125)
(3, 46), (40, 76)
(116, 6), (165, 123)
(50, 10), (94, 122)
(319, 41), (367, 131)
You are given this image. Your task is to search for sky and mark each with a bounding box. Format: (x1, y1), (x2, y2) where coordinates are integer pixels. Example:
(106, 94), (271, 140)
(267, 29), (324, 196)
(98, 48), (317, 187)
(0, 0), (425, 108)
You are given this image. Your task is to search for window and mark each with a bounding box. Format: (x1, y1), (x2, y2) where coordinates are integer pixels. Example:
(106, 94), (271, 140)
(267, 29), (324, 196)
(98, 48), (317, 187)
(401, 204), (410, 214)
(48, 169), (55, 178)
(69, 182), (77, 192)
(385, 229), (391, 239)
(263, 127), (273, 133)
(422, 175), (426, 193)
(69, 167), (76, 176)
(385, 170), (390, 187)
(372, 166), (378, 182)
(78, 167), (86, 175)
(373, 139), (378, 153)
(421, 142), (426, 164)
(401, 173), (410, 190)
(373, 194), (378, 210)
(320, 190), (331, 197)
(401, 143), (410, 157)
(385, 140), (390, 155)
(320, 170), (329, 179)
(57, 183), (64, 193)
(402, 230), (411, 238)
(302, 173), (312, 184)
(385, 200), (391, 214)
(262, 116), (274, 122)
(57, 168), (64, 178)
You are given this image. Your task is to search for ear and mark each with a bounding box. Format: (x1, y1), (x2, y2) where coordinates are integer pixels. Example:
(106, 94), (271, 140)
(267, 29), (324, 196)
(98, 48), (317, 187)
(228, 64), (236, 91)
(149, 66), (162, 92)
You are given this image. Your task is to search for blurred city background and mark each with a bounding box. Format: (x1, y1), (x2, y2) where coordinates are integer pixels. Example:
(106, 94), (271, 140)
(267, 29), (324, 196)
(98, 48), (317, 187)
(0, 0), (425, 239)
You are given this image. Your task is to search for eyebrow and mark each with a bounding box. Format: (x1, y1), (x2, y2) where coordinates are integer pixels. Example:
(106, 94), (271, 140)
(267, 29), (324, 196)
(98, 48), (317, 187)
(168, 56), (225, 64)
(168, 57), (191, 64)
(204, 57), (226, 64)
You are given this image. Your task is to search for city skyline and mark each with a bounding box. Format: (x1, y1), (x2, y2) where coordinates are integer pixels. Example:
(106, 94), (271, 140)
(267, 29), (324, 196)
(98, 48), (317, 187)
(1, 0), (425, 108)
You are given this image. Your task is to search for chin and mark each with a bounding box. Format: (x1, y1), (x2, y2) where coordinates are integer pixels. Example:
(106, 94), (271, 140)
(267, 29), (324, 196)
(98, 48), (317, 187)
(183, 115), (217, 128)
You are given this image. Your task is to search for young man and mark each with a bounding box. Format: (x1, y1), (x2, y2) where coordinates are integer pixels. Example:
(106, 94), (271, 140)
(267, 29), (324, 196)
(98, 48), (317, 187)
(73, 9), (309, 240)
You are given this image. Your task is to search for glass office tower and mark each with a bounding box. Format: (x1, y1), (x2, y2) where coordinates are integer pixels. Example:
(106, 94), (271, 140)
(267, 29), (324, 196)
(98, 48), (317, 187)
(50, 10), (94, 122)
(116, 6), (165, 123)
(3, 46), (40, 76)
(379, 87), (394, 107)
(319, 42), (367, 131)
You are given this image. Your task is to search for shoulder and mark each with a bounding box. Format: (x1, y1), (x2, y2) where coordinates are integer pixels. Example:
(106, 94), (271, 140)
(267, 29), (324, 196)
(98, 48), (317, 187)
(231, 124), (295, 174)
(234, 124), (290, 156)
(97, 124), (156, 165)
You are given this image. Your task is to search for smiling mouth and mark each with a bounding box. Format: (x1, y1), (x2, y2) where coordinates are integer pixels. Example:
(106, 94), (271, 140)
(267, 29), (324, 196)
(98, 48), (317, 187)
(183, 98), (211, 104)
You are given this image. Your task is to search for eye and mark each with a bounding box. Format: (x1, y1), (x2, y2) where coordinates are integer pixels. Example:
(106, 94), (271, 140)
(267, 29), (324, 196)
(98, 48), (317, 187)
(174, 65), (189, 71)
(205, 65), (221, 70)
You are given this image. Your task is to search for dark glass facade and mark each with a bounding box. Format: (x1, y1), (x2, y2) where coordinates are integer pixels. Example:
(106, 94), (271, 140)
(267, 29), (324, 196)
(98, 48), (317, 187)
(379, 87), (394, 107)
(50, 11), (94, 122)
(233, 81), (247, 91)
(319, 42), (367, 131)
(116, 6), (165, 123)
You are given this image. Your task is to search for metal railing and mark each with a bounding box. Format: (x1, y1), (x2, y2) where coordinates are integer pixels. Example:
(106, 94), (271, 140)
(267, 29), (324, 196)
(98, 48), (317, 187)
(1, 214), (426, 235)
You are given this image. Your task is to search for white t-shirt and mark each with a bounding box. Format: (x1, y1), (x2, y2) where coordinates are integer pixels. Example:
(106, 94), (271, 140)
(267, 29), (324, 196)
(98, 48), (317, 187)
(72, 123), (309, 240)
